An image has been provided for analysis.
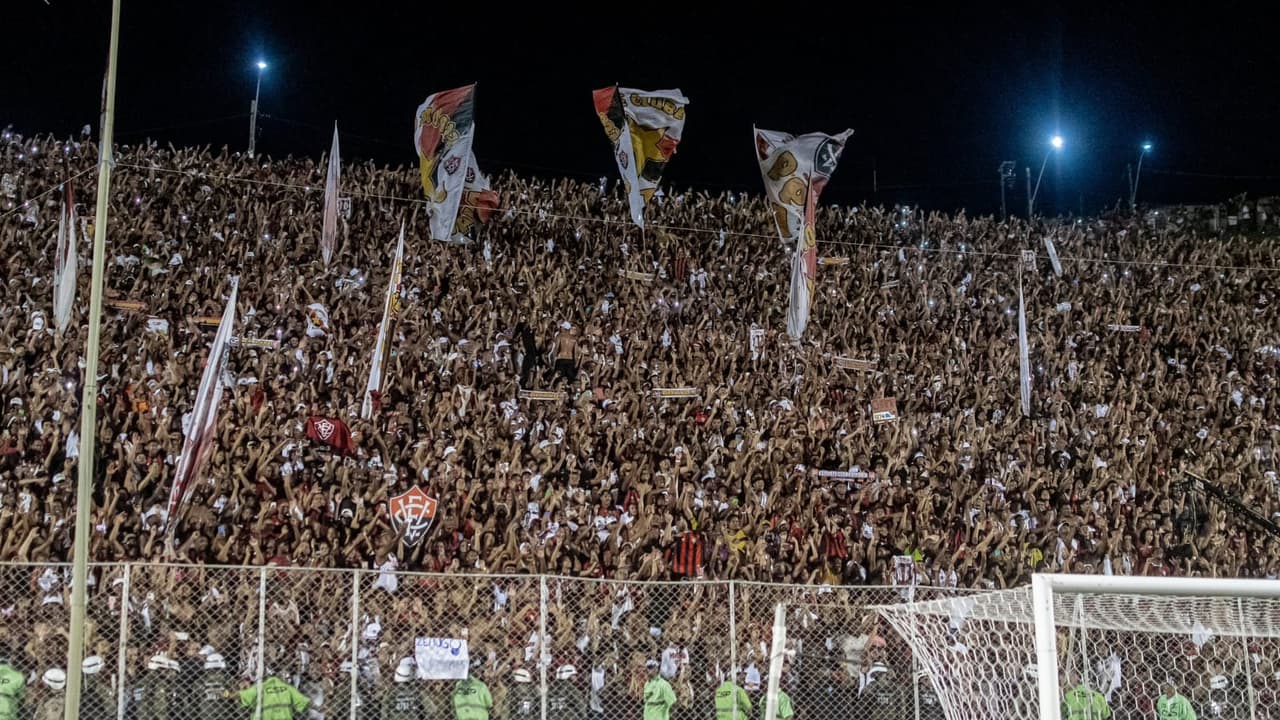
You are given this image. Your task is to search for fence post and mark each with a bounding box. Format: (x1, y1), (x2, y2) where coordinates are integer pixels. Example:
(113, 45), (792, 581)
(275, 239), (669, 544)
(255, 566), (267, 720)
(539, 575), (549, 720)
(350, 569), (361, 720)
(912, 650), (921, 720)
(115, 563), (131, 720)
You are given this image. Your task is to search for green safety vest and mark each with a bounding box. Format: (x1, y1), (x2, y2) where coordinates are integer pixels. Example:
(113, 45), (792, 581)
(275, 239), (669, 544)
(642, 677), (676, 720)
(0, 665), (25, 720)
(452, 679), (493, 720)
(239, 676), (310, 720)
(714, 682), (751, 720)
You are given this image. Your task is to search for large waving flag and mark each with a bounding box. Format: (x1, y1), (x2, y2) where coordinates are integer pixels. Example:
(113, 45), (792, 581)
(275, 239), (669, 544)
(53, 181), (78, 333)
(321, 125), (341, 267)
(414, 84), (477, 242)
(1018, 272), (1032, 417)
(165, 278), (238, 532)
(592, 87), (688, 229)
(363, 222), (405, 419)
(450, 151), (500, 244)
(754, 127), (853, 339)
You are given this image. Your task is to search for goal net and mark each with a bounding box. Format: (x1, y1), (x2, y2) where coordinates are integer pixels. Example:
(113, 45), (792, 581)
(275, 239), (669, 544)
(872, 574), (1280, 720)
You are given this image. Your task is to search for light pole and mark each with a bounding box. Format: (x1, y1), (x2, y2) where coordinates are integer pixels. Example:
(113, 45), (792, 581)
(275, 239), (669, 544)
(1129, 141), (1152, 213)
(248, 60), (266, 157)
(998, 161), (1015, 221)
(1028, 135), (1063, 218)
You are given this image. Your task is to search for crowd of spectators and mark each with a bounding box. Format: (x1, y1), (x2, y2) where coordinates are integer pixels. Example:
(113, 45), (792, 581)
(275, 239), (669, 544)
(1, 126), (1279, 718)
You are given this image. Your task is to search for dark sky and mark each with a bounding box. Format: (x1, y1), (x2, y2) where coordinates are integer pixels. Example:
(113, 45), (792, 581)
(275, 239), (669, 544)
(6, 1), (1280, 215)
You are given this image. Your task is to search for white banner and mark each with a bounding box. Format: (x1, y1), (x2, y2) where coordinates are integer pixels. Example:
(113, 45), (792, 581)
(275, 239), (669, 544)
(53, 184), (77, 333)
(1043, 236), (1063, 276)
(414, 637), (470, 680)
(363, 222), (405, 419)
(166, 278), (238, 531)
(321, 125), (341, 267)
(1017, 275), (1031, 418)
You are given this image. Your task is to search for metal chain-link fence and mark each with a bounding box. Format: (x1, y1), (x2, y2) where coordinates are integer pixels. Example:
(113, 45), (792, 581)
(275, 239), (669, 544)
(0, 563), (1023, 720)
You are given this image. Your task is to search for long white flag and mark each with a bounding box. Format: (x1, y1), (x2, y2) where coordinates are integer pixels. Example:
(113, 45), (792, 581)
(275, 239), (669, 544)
(321, 124), (340, 266)
(753, 127), (853, 339)
(165, 278), (238, 531)
(1018, 272), (1031, 418)
(53, 182), (77, 333)
(363, 222), (405, 419)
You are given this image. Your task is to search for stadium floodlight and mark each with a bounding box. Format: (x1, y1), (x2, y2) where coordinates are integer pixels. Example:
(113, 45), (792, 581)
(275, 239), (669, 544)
(249, 59), (268, 157)
(1028, 135), (1063, 218)
(872, 573), (1280, 720)
(1130, 141), (1153, 212)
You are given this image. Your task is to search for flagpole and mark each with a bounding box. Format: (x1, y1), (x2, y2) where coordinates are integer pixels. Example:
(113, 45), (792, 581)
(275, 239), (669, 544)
(66, 1), (120, 718)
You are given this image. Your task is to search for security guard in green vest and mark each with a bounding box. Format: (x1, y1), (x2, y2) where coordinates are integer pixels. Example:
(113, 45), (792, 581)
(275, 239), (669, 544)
(232, 667), (311, 720)
(0, 646), (23, 720)
(714, 668), (752, 720)
(452, 658), (493, 720)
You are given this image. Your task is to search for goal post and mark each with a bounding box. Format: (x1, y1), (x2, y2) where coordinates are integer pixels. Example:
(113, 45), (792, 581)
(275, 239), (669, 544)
(873, 573), (1280, 720)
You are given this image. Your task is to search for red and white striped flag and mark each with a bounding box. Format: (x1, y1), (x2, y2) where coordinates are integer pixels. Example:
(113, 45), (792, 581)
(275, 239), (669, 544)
(165, 278), (238, 532)
(321, 125), (340, 266)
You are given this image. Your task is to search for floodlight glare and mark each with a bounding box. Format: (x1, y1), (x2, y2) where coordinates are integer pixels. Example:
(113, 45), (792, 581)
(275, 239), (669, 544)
(1142, 142), (1153, 152)
(1050, 135), (1064, 150)
(256, 60), (268, 70)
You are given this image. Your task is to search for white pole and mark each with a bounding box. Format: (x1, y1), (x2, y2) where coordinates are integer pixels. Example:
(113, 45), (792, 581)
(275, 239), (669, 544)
(1239, 598), (1258, 720)
(728, 580), (738, 716)
(1031, 574), (1062, 720)
(255, 567), (267, 719)
(349, 569), (360, 720)
(1041, 573), (1280, 598)
(764, 602), (786, 720)
(1132, 150), (1147, 211)
(66, 1), (120, 718)
(1030, 150), (1051, 218)
(115, 564), (131, 720)
(539, 576), (549, 720)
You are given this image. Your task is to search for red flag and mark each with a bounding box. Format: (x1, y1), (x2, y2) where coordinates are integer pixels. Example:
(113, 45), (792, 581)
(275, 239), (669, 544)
(306, 416), (355, 455)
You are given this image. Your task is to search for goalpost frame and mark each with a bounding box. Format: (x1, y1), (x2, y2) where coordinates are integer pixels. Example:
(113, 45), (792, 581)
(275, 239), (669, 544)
(1031, 573), (1280, 720)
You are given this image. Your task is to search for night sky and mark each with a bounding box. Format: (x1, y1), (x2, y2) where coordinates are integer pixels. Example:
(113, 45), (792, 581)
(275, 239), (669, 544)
(6, 1), (1280, 215)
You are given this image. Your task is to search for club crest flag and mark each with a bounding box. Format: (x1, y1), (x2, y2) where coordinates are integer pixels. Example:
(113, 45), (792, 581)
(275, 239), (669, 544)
(363, 222), (405, 419)
(389, 485), (439, 547)
(166, 278), (238, 532)
(754, 127), (852, 339)
(592, 86), (688, 229)
(321, 124), (341, 267)
(53, 181), (78, 333)
(451, 150), (500, 244)
(415, 84), (477, 242)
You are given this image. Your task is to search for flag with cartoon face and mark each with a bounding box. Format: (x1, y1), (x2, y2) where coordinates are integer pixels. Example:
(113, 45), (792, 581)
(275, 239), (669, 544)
(414, 84), (477, 242)
(753, 127), (853, 339)
(593, 86), (688, 229)
(450, 151), (499, 244)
